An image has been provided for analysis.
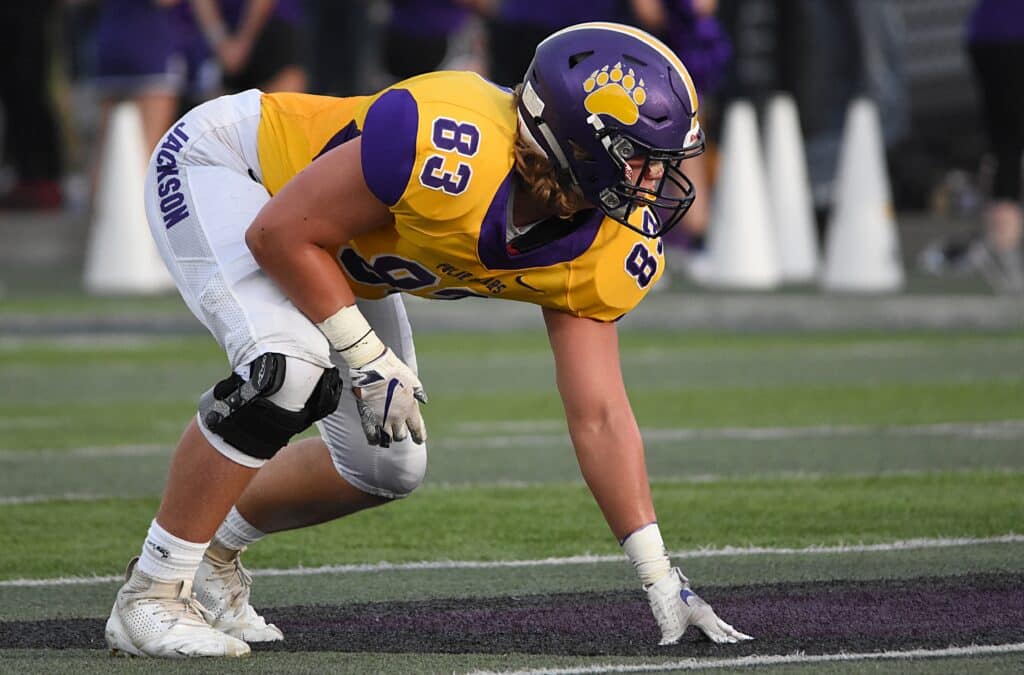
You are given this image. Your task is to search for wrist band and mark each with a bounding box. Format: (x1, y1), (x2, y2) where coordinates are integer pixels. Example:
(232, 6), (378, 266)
(317, 305), (385, 368)
(621, 522), (672, 585)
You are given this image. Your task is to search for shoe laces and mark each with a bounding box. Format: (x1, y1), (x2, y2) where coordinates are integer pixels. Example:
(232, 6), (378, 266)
(148, 588), (215, 628)
(208, 555), (262, 622)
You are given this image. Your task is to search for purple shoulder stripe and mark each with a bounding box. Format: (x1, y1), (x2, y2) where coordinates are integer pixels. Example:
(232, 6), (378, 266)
(361, 89), (419, 206)
(477, 174), (604, 270)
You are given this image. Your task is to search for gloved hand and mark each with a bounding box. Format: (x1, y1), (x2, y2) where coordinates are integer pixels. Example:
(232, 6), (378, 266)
(349, 346), (427, 447)
(645, 568), (753, 645)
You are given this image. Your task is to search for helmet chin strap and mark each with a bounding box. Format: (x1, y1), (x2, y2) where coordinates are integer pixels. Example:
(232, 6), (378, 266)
(584, 114), (634, 219)
(516, 113), (545, 155)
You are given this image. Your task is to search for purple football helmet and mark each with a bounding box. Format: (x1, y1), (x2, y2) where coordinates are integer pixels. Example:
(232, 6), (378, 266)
(518, 22), (705, 237)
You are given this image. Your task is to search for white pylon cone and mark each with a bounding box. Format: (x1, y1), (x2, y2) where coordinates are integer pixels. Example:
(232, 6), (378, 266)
(83, 102), (174, 294)
(821, 98), (904, 292)
(704, 100), (780, 289)
(764, 94), (818, 283)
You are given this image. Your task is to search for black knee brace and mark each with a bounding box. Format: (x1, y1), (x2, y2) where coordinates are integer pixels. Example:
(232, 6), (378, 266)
(199, 353), (342, 460)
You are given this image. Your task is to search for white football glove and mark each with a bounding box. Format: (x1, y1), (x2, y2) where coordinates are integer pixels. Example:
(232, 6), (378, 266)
(645, 568), (753, 645)
(349, 347), (427, 447)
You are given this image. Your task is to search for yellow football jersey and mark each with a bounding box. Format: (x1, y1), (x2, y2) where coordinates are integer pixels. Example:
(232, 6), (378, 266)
(256, 71), (664, 322)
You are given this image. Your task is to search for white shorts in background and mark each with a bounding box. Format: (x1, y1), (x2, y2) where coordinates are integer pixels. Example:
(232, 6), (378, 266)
(143, 90), (425, 495)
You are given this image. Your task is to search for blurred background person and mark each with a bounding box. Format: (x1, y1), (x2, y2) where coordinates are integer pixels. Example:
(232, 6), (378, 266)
(0, 1), (64, 209)
(463, 0), (624, 87)
(919, 0), (1024, 293)
(764, 0), (908, 241)
(626, 0), (732, 280)
(380, 0), (472, 81)
(188, 0), (308, 93)
(306, 0), (374, 97)
(90, 0), (191, 185)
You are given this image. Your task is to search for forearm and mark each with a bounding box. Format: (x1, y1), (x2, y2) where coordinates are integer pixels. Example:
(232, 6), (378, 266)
(568, 410), (655, 541)
(190, 0), (229, 46)
(235, 0), (275, 45)
(247, 232), (386, 368)
(246, 228), (353, 323)
(543, 309), (666, 581)
(629, 0), (667, 32)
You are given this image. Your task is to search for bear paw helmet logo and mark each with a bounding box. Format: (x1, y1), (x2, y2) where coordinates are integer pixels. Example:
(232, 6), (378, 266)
(583, 63), (647, 125)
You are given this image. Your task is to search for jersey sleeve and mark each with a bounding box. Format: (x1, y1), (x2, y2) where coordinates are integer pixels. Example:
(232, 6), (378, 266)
(359, 88), (420, 207)
(357, 73), (516, 232)
(570, 214), (666, 322)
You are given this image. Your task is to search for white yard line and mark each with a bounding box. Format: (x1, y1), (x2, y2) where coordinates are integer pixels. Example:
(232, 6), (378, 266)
(5, 467), (1022, 507)
(0, 335), (188, 350)
(0, 418), (69, 430)
(2, 534), (1020, 588)
(455, 420), (566, 434)
(2, 420), (1021, 459)
(471, 643), (1024, 675)
(444, 420), (1024, 448)
(0, 444), (168, 461)
(4, 467), (1022, 506)
(425, 340), (1024, 367)
(428, 466), (1024, 490)
(0, 493), (114, 506)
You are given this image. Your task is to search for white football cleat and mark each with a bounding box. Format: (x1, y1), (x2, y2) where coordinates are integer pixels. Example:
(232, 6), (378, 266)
(193, 543), (284, 642)
(105, 557), (251, 658)
(645, 567), (754, 645)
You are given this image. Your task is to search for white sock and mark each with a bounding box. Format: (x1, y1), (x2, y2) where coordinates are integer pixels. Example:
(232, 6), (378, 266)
(136, 519), (208, 583)
(212, 506), (267, 551)
(621, 522), (672, 586)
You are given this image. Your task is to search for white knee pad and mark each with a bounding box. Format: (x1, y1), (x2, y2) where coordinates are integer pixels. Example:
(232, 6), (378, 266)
(264, 356), (326, 411)
(199, 354), (341, 468)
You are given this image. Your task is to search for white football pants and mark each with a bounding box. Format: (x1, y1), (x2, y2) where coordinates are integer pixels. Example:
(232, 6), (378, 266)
(143, 89), (426, 499)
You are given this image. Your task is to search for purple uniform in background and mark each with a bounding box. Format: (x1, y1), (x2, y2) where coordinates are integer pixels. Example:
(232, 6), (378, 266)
(170, 0), (307, 95)
(662, 0), (731, 95)
(498, 0), (622, 28)
(93, 0), (190, 94)
(967, 0), (1024, 44)
(484, 0), (624, 86)
(389, 0), (468, 39)
(217, 0), (304, 28)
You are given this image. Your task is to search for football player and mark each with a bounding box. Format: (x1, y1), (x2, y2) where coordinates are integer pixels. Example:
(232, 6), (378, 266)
(105, 22), (752, 657)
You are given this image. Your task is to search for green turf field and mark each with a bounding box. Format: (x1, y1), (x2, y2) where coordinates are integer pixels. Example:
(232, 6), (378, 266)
(1, 320), (1022, 672)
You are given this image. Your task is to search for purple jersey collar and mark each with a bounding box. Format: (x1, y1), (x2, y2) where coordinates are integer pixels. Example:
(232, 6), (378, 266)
(477, 172), (603, 270)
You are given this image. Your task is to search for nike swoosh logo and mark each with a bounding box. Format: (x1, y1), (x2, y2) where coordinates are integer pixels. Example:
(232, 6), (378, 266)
(356, 371), (385, 386)
(382, 378), (402, 422)
(515, 274), (543, 293)
(680, 589), (696, 607)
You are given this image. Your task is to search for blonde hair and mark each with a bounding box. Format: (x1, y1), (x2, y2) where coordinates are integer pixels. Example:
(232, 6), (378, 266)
(512, 86), (590, 217)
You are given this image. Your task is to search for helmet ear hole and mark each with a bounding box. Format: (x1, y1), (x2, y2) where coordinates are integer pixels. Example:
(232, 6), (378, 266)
(568, 51), (593, 68)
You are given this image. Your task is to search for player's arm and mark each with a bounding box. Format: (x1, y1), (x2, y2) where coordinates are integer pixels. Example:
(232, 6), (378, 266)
(542, 306), (751, 645)
(190, 0), (274, 74)
(246, 137), (426, 446)
(246, 136), (386, 322)
(542, 307), (654, 538)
